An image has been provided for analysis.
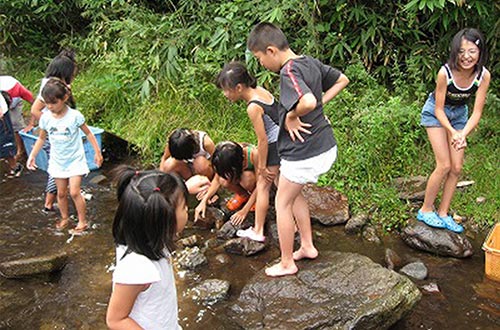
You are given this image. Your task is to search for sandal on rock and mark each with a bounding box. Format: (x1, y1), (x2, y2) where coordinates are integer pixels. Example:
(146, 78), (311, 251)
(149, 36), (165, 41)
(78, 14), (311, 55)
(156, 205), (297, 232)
(417, 210), (446, 229)
(68, 224), (89, 236)
(439, 215), (464, 233)
(55, 218), (70, 230)
(226, 194), (249, 211)
(236, 227), (265, 242)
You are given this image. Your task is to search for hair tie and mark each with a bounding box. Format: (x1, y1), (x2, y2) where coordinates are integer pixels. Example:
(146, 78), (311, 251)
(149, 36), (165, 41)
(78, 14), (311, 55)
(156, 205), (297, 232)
(153, 187), (161, 192)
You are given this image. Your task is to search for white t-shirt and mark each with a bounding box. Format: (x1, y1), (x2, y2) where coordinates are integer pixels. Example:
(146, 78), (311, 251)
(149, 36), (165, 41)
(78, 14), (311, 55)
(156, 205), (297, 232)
(112, 245), (181, 330)
(39, 108), (89, 178)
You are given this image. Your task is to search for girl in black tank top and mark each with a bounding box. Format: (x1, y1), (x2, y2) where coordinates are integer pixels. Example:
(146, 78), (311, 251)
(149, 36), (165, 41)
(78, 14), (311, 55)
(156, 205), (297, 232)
(417, 28), (491, 233)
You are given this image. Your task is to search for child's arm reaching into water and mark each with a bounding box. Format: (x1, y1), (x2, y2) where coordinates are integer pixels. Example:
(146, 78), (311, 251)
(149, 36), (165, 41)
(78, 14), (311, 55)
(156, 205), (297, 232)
(80, 124), (103, 168)
(230, 188), (257, 225)
(26, 130), (47, 170)
(194, 174), (221, 222)
(106, 283), (148, 329)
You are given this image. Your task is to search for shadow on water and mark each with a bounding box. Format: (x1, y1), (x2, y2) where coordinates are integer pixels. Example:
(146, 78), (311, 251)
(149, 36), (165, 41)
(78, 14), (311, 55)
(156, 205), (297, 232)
(0, 150), (498, 329)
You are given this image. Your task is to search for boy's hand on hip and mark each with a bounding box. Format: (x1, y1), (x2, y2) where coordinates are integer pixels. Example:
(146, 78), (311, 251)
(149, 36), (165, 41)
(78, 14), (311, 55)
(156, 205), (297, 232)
(285, 112), (311, 142)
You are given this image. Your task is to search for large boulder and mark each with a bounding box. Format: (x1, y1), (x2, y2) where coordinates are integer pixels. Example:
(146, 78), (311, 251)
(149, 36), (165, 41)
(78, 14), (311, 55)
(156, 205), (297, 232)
(0, 251), (68, 278)
(400, 220), (473, 258)
(302, 184), (350, 226)
(230, 251), (421, 329)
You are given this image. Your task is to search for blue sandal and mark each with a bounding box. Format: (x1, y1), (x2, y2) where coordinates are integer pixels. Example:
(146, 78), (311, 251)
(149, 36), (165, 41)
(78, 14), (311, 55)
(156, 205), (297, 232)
(417, 210), (446, 229)
(439, 215), (464, 233)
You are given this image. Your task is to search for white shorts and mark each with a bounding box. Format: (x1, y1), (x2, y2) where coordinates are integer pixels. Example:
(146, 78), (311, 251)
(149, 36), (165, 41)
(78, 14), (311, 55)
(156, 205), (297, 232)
(280, 146), (337, 185)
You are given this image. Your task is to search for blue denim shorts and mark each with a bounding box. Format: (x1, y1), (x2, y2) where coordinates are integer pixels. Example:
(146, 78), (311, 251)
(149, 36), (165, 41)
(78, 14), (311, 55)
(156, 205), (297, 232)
(420, 93), (468, 129)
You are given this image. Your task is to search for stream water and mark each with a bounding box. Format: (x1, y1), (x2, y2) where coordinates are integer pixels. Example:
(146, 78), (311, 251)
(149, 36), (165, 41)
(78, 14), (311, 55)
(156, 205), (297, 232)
(0, 157), (498, 329)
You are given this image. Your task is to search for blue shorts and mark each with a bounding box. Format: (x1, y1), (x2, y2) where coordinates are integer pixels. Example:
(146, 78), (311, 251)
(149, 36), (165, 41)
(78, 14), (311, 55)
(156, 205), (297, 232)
(420, 93), (468, 130)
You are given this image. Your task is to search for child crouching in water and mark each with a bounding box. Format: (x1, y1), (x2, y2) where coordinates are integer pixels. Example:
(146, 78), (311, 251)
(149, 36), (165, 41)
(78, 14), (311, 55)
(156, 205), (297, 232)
(106, 167), (187, 329)
(216, 62), (280, 242)
(26, 78), (103, 234)
(195, 141), (258, 226)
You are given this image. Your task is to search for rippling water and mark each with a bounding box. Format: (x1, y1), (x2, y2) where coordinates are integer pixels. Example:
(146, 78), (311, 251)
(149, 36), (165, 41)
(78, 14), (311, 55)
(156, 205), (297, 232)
(0, 163), (498, 329)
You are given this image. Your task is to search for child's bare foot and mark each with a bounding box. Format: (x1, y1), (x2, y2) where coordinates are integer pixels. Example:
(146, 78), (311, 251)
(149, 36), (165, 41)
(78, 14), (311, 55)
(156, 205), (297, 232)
(293, 247), (318, 261)
(265, 262), (298, 277)
(69, 223), (88, 235)
(55, 218), (69, 230)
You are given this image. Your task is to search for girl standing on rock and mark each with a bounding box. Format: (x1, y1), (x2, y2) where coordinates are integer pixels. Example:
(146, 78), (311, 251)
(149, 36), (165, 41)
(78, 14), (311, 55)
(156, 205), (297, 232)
(418, 28), (490, 233)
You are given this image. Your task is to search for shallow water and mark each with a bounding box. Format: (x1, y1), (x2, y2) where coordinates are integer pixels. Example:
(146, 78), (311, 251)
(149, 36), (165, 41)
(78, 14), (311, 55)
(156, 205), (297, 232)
(0, 163), (498, 329)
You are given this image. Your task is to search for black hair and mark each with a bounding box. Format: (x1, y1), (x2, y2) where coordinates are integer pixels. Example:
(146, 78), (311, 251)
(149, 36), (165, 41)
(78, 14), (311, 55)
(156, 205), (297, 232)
(212, 141), (244, 182)
(216, 61), (257, 90)
(168, 128), (199, 160)
(112, 165), (188, 260)
(45, 49), (77, 84)
(448, 28), (488, 72)
(247, 22), (289, 53)
(41, 78), (71, 105)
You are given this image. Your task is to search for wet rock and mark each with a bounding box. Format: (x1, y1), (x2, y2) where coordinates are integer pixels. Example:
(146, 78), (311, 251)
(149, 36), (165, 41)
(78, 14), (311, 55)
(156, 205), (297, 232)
(0, 251), (68, 278)
(421, 282), (440, 294)
(193, 206), (225, 230)
(362, 225), (382, 244)
(399, 261), (428, 280)
(214, 254), (232, 265)
(176, 246), (207, 270)
(345, 213), (368, 235)
(393, 175), (427, 201)
(177, 235), (203, 247)
(223, 238), (266, 256)
(476, 196), (486, 204)
(217, 221), (239, 240)
(177, 234), (203, 248)
(230, 251), (421, 329)
(204, 237), (222, 250)
(302, 184), (349, 226)
(191, 279), (230, 305)
(89, 174), (107, 185)
(385, 248), (403, 270)
(400, 219), (474, 258)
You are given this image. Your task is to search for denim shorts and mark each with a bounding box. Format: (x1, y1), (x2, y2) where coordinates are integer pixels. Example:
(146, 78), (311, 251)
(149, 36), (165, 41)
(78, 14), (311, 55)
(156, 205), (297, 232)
(420, 93), (468, 129)
(280, 146), (337, 185)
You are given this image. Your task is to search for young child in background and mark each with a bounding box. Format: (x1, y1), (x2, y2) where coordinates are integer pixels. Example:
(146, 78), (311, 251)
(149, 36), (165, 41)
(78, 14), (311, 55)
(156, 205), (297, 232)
(195, 141), (258, 225)
(26, 49), (78, 214)
(247, 22), (349, 276)
(0, 92), (21, 176)
(106, 167), (187, 329)
(418, 28), (490, 233)
(26, 78), (103, 234)
(160, 128), (215, 193)
(216, 61), (280, 242)
(0, 75), (34, 162)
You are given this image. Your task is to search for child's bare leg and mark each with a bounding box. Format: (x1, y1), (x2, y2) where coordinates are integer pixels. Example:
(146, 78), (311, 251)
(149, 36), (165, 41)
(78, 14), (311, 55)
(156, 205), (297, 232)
(192, 156), (214, 180)
(69, 175), (87, 229)
(45, 192), (56, 210)
(254, 177), (270, 236)
(265, 175), (301, 277)
(292, 192), (318, 260)
(55, 178), (70, 227)
(14, 132), (25, 160)
(160, 157), (192, 179)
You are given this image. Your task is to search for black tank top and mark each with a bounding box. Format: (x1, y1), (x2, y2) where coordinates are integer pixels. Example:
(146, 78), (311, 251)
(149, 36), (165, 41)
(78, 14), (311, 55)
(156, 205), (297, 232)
(442, 64), (485, 106)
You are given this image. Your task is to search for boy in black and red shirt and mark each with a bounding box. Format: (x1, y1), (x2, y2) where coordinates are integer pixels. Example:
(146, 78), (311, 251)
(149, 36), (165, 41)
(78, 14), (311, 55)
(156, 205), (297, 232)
(247, 22), (349, 277)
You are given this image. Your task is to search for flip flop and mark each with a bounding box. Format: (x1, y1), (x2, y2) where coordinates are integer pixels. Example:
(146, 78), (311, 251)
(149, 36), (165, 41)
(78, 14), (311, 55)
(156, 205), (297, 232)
(417, 210), (446, 229)
(236, 227), (265, 242)
(68, 224), (89, 236)
(439, 215), (464, 233)
(55, 218), (70, 230)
